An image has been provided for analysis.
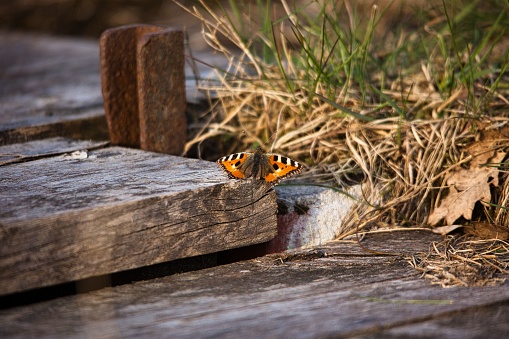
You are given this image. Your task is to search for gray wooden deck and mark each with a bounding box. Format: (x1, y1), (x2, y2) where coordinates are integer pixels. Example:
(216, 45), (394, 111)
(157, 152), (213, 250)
(1, 232), (508, 338)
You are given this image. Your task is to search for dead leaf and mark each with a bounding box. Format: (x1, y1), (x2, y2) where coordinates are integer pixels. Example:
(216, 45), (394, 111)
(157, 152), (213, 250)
(467, 138), (500, 168)
(428, 150), (506, 226)
(464, 222), (509, 240)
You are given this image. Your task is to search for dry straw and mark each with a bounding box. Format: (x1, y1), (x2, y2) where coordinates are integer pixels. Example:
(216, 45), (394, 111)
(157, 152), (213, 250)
(176, 0), (509, 285)
(410, 236), (509, 287)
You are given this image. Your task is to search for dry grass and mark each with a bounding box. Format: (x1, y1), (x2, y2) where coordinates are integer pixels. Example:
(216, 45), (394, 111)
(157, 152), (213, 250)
(339, 117), (509, 237)
(176, 0), (509, 285)
(410, 236), (509, 287)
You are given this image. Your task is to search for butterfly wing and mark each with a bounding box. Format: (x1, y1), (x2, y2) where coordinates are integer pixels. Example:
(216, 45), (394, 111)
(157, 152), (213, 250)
(216, 152), (252, 179)
(264, 154), (303, 185)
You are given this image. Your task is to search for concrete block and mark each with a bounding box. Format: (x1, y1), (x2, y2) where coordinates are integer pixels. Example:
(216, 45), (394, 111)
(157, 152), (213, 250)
(266, 185), (362, 252)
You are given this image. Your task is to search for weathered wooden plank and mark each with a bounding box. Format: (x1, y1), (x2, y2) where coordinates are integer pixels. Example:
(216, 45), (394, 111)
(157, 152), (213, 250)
(0, 146), (277, 296)
(365, 302), (509, 338)
(0, 232), (507, 338)
(0, 32), (108, 145)
(0, 109), (109, 146)
(0, 137), (108, 165)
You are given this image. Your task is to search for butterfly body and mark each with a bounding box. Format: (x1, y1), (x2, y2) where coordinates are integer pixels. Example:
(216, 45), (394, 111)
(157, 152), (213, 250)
(217, 147), (302, 186)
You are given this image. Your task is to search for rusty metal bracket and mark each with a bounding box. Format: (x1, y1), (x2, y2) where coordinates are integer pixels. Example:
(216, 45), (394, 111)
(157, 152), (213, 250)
(100, 24), (187, 155)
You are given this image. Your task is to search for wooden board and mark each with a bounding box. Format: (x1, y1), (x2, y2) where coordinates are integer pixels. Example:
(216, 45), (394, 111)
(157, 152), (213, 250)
(0, 32), (108, 145)
(0, 146), (277, 296)
(0, 231), (507, 338)
(0, 137), (108, 165)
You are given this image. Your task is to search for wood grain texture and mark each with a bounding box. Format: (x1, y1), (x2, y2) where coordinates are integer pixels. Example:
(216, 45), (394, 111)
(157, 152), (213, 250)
(0, 137), (108, 165)
(0, 146), (277, 295)
(0, 32), (108, 145)
(0, 232), (507, 338)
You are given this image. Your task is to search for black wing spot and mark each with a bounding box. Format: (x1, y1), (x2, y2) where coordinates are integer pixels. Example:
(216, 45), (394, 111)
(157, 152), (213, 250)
(272, 163), (280, 170)
(280, 156), (288, 164)
(234, 160), (241, 167)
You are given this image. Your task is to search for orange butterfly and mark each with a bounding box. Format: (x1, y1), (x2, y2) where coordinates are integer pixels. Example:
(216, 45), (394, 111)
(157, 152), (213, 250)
(217, 146), (303, 186)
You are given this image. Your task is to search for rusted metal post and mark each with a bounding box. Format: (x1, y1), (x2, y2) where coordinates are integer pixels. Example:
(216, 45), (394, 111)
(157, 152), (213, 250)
(99, 24), (187, 155)
(137, 29), (187, 154)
